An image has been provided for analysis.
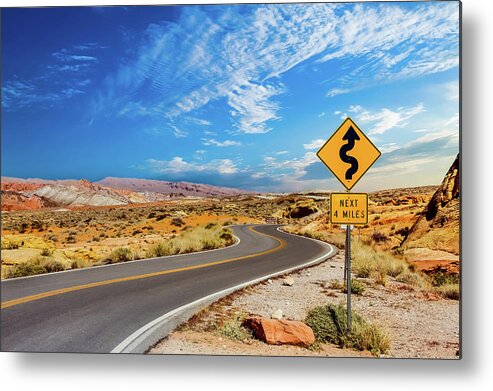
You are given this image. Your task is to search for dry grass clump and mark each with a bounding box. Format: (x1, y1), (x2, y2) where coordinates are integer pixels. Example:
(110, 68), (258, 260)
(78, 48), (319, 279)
(285, 228), (346, 249)
(435, 283), (460, 300)
(352, 241), (420, 287)
(5, 256), (66, 279)
(103, 247), (134, 264)
(145, 225), (235, 258)
(1, 239), (19, 250)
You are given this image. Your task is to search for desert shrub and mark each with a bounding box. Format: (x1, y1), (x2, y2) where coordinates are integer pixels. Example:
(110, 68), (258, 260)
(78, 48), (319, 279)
(305, 303), (390, 356)
(40, 247), (54, 256)
(219, 229), (234, 244)
(5, 261), (47, 278)
(291, 229), (346, 249)
(2, 240), (19, 250)
(205, 222), (218, 229)
(66, 234), (77, 244)
(352, 241), (416, 286)
(396, 270), (429, 288)
(429, 269), (459, 287)
(31, 220), (44, 231)
(171, 217), (185, 227)
(373, 270), (388, 286)
(43, 260), (66, 273)
(142, 225), (235, 259)
(105, 247), (134, 264)
(70, 259), (87, 269)
(5, 256), (65, 278)
(146, 241), (175, 258)
(435, 283), (460, 300)
(47, 234), (58, 243)
(218, 315), (251, 341)
(354, 263), (373, 278)
(328, 279), (344, 290)
(342, 279), (366, 295)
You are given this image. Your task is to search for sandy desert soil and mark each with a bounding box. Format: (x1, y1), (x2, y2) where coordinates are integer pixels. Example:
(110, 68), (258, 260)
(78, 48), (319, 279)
(150, 250), (459, 359)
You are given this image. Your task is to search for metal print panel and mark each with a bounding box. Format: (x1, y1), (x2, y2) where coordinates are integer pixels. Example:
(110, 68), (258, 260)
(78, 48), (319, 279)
(1, 1), (461, 358)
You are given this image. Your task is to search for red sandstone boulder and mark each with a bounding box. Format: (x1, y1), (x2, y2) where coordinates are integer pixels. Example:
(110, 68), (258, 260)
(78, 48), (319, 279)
(243, 317), (315, 347)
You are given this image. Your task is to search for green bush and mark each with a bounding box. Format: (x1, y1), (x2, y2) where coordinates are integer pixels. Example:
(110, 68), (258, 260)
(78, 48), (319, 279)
(219, 318), (251, 341)
(342, 279), (366, 295)
(430, 270), (459, 287)
(305, 304), (390, 356)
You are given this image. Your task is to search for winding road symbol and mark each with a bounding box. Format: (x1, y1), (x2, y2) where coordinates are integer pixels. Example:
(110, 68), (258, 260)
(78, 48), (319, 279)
(316, 117), (381, 191)
(339, 125), (360, 180)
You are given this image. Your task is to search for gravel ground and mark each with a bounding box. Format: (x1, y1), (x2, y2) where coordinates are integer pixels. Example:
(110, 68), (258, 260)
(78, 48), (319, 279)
(149, 252), (459, 359)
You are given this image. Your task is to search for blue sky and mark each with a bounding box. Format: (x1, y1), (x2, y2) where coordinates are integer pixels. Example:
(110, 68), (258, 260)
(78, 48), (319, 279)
(1, 2), (460, 192)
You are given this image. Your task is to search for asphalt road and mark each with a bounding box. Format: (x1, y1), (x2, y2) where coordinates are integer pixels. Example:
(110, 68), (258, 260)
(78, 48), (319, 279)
(0, 225), (336, 353)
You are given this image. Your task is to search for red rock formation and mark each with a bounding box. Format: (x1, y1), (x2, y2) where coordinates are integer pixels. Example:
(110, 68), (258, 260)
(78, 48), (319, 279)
(401, 155), (460, 255)
(242, 317), (315, 347)
(1, 191), (58, 211)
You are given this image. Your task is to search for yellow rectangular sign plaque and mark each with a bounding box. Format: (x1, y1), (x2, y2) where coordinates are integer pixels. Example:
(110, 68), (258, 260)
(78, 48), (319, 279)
(330, 192), (368, 225)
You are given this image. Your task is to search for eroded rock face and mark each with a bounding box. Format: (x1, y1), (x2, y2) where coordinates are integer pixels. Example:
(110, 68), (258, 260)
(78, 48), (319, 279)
(243, 317), (315, 347)
(425, 155), (459, 222)
(401, 155), (460, 255)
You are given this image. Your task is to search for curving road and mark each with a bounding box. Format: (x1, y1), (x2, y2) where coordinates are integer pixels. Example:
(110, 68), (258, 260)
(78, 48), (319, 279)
(0, 225), (336, 353)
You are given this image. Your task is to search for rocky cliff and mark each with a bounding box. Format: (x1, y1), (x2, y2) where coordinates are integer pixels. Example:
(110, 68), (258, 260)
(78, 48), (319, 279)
(402, 155), (460, 255)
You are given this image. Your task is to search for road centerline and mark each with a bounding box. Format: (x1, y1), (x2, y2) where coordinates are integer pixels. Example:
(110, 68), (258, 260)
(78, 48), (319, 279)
(1, 226), (286, 310)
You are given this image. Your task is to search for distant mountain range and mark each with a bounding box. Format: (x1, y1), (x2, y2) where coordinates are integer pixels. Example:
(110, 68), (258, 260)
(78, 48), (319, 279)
(1, 176), (250, 211)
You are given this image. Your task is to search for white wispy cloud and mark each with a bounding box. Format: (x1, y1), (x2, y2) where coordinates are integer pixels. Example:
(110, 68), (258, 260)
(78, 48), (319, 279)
(170, 125), (188, 138)
(378, 143), (400, 154)
(3, 43), (105, 110)
(147, 157), (239, 175)
(52, 52), (98, 62)
(303, 139), (325, 150)
(348, 103), (425, 135)
(98, 2), (458, 136)
(202, 138), (242, 147)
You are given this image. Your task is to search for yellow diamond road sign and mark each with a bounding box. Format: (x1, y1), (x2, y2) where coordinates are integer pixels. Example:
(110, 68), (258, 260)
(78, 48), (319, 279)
(317, 117), (381, 191)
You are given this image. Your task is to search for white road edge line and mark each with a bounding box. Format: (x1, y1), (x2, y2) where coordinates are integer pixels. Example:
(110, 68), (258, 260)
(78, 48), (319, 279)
(111, 227), (337, 354)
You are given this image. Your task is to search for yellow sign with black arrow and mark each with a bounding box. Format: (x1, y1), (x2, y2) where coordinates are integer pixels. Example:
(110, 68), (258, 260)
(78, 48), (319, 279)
(316, 117), (381, 191)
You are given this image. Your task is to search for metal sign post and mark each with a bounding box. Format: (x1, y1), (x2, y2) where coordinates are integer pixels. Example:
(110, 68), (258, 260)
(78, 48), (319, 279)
(317, 118), (380, 334)
(346, 223), (352, 333)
